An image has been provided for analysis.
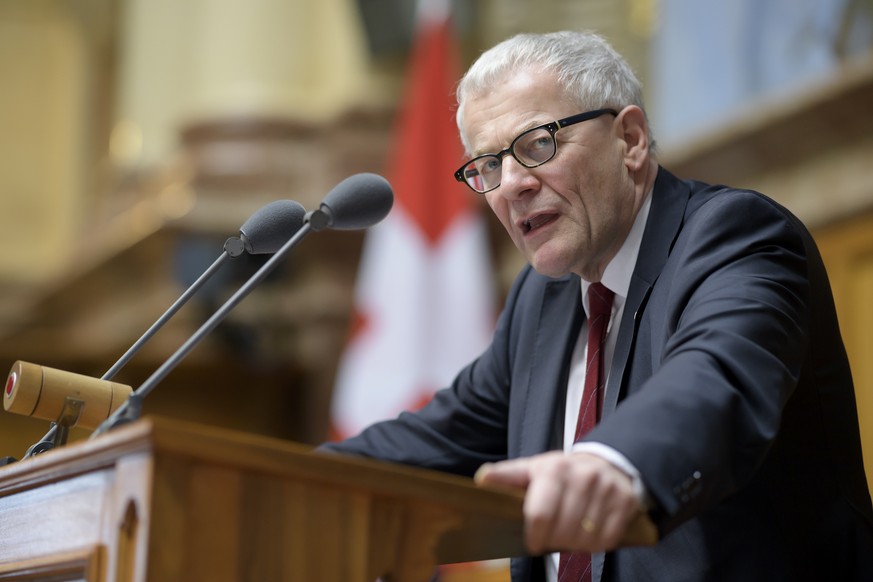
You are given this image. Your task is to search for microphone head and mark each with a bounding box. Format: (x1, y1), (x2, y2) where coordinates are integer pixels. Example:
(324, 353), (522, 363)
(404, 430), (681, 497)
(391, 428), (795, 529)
(239, 200), (306, 254)
(318, 173), (394, 230)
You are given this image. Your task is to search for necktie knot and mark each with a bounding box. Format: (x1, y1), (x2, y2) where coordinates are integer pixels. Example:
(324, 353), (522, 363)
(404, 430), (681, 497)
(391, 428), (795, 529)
(588, 282), (614, 321)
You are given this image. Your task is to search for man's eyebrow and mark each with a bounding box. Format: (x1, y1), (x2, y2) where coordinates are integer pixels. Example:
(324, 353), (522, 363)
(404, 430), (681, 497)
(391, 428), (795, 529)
(470, 119), (551, 157)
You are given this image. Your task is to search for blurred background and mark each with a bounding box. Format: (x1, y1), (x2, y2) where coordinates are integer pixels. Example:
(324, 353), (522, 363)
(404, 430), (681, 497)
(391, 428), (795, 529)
(0, 0), (872, 557)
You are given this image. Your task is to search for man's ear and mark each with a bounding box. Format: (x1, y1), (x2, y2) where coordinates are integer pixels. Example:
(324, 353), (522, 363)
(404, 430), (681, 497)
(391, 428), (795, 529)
(617, 106), (650, 171)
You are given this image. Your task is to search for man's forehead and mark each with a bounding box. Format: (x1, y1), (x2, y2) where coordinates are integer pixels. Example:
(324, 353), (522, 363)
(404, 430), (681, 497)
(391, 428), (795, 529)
(462, 79), (574, 155)
(465, 115), (549, 156)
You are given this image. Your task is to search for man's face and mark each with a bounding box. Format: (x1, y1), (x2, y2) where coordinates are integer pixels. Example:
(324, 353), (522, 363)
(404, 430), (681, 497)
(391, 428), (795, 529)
(461, 70), (644, 281)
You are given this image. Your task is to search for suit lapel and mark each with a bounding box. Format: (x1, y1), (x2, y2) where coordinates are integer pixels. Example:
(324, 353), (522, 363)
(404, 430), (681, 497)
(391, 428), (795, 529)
(602, 168), (691, 418)
(516, 275), (584, 458)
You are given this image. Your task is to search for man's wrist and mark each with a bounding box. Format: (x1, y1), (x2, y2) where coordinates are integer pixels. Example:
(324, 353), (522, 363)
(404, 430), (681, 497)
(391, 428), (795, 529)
(571, 441), (649, 506)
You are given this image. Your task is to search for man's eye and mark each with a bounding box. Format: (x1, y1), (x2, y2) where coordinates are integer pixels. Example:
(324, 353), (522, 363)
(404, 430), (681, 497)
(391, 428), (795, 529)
(482, 158), (501, 172)
(531, 136), (552, 150)
(520, 135), (551, 154)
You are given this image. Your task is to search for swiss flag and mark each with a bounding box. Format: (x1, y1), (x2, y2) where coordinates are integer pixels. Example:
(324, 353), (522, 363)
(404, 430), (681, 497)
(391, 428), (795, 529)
(330, 0), (495, 441)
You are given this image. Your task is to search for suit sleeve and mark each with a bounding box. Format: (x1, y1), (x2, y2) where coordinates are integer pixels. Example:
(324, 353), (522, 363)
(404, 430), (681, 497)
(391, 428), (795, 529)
(587, 190), (812, 533)
(319, 267), (537, 477)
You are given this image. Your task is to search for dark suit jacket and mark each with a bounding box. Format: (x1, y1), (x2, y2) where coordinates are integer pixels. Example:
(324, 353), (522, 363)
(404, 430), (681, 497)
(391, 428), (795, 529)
(324, 167), (873, 581)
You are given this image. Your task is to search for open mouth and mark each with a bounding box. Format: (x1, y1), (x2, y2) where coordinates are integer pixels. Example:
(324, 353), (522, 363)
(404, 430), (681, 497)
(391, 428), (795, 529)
(522, 213), (557, 234)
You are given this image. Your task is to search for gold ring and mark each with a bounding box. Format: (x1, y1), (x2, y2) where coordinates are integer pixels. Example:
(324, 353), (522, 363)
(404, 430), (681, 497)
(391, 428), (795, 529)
(580, 517), (597, 534)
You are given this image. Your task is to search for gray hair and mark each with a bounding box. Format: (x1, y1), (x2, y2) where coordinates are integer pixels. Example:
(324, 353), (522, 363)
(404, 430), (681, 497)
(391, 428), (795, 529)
(456, 31), (651, 151)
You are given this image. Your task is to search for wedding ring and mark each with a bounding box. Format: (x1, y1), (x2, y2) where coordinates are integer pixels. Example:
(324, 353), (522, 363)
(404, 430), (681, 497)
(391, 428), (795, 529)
(580, 516), (597, 534)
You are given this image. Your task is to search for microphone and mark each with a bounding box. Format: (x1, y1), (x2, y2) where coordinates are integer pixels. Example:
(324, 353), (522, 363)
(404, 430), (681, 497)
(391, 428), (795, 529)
(91, 174), (394, 437)
(16, 200), (306, 459)
(306, 173), (393, 231)
(5, 361), (132, 430)
(240, 199), (308, 254)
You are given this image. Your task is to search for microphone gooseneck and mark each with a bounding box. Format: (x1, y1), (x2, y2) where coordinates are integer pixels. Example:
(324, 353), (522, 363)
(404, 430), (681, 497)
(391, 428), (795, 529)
(21, 199), (306, 458)
(101, 199), (306, 383)
(91, 174), (394, 438)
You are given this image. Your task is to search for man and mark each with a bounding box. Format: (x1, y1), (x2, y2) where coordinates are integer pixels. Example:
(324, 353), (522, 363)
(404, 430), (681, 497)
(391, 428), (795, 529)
(323, 31), (873, 581)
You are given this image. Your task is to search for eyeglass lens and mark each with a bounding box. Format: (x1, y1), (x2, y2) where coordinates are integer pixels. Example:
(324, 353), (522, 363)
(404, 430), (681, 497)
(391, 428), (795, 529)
(461, 127), (556, 193)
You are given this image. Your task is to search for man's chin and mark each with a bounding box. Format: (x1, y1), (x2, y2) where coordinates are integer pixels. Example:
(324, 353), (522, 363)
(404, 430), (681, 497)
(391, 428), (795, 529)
(529, 254), (573, 279)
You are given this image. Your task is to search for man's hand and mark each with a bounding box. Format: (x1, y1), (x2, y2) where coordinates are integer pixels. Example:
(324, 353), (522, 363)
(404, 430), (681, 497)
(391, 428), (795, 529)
(474, 451), (643, 554)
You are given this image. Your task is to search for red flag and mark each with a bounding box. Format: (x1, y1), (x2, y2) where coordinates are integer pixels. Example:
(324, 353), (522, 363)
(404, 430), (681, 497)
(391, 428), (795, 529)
(331, 0), (494, 440)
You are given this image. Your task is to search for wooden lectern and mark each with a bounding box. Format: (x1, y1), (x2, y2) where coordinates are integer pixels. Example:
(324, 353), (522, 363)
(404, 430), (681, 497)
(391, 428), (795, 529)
(0, 416), (526, 581)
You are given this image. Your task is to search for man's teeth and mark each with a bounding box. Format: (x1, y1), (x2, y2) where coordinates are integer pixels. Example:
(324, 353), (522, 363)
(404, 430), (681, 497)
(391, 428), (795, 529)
(526, 215), (551, 231)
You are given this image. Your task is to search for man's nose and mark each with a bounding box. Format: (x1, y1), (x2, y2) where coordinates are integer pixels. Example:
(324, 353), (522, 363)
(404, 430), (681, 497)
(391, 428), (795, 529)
(496, 156), (539, 200)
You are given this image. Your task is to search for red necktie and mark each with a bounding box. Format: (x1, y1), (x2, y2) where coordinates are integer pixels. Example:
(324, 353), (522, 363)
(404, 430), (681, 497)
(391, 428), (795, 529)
(558, 282), (614, 582)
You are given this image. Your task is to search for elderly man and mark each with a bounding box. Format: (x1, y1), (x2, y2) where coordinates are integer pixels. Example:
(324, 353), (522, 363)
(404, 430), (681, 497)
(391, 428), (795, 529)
(323, 31), (873, 581)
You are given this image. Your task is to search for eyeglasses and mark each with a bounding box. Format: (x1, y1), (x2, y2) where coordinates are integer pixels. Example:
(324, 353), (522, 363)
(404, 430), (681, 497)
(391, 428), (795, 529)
(453, 108), (618, 194)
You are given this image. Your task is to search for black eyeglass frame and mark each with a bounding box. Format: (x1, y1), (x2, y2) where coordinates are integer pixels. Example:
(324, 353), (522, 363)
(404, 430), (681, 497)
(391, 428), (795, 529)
(453, 108), (619, 194)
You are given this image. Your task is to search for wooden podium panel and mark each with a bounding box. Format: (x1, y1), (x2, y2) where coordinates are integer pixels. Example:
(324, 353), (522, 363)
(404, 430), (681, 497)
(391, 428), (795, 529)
(0, 417), (526, 582)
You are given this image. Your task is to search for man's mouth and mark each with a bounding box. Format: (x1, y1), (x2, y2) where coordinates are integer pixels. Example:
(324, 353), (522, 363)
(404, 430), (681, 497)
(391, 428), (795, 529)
(522, 213), (557, 234)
